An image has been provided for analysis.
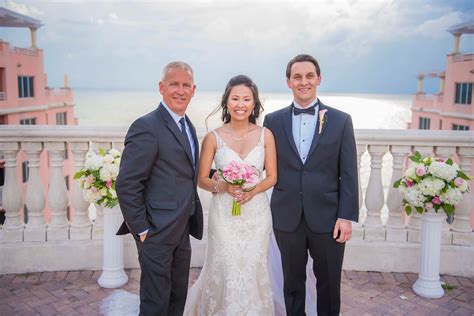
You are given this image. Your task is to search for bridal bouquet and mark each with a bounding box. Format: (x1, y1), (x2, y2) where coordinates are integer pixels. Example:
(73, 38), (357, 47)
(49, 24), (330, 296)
(218, 160), (260, 216)
(74, 148), (121, 208)
(393, 151), (471, 216)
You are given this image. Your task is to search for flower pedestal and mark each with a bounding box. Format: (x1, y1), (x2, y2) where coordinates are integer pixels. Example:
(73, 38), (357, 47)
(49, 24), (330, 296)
(98, 205), (128, 289)
(412, 210), (445, 298)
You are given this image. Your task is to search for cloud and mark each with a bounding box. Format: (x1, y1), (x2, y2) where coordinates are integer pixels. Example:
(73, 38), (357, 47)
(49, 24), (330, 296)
(4, 0), (44, 16)
(414, 12), (463, 39)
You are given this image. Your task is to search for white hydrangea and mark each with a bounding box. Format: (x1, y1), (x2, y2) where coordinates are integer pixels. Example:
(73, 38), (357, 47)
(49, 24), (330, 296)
(418, 177), (445, 196)
(99, 163), (119, 181)
(85, 155), (103, 170)
(440, 187), (463, 205)
(404, 187), (426, 207)
(109, 149), (121, 158)
(102, 154), (115, 164)
(84, 188), (102, 203)
(428, 161), (458, 182)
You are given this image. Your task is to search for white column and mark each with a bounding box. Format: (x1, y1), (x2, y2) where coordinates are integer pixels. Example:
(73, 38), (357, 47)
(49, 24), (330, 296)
(45, 142), (69, 240)
(29, 27), (37, 49)
(412, 211), (445, 298)
(98, 205), (128, 288)
(386, 146), (410, 242)
(22, 142), (46, 242)
(452, 33), (461, 54)
(92, 204), (105, 240)
(452, 147), (474, 246)
(435, 146), (455, 245)
(408, 146), (433, 243)
(351, 144), (366, 241)
(417, 75), (424, 94)
(70, 142), (92, 240)
(0, 143), (24, 242)
(364, 145), (387, 241)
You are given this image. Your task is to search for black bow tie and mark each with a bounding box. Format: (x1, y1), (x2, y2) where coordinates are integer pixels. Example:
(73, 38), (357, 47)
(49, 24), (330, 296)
(293, 105), (316, 116)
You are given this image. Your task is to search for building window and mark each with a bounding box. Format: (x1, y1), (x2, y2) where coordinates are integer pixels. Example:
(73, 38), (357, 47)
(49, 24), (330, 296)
(22, 161), (29, 183)
(455, 82), (472, 105)
(19, 117), (36, 125)
(419, 117), (431, 130)
(56, 112), (67, 125)
(452, 124), (470, 131)
(17, 76), (34, 98)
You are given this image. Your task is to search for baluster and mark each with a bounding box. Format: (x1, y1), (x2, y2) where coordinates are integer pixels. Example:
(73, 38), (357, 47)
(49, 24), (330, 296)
(45, 142), (69, 240)
(70, 142), (92, 240)
(452, 147), (474, 246)
(386, 145), (411, 242)
(364, 145), (387, 241)
(22, 142), (46, 242)
(0, 143), (24, 242)
(351, 144), (366, 241)
(407, 146), (433, 242)
(435, 146), (456, 245)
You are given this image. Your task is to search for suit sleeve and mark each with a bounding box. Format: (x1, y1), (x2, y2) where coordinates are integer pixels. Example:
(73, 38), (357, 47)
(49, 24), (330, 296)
(337, 115), (359, 222)
(116, 118), (158, 236)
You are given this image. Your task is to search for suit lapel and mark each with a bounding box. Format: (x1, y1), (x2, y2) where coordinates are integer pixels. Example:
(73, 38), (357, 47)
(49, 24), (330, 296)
(157, 103), (194, 167)
(306, 102), (328, 163)
(282, 104), (302, 163)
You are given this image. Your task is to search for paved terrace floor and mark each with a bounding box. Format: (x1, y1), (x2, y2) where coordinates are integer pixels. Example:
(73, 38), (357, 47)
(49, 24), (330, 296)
(0, 269), (473, 315)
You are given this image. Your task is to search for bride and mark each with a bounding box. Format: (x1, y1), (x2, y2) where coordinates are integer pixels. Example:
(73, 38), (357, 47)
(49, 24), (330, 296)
(184, 75), (277, 315)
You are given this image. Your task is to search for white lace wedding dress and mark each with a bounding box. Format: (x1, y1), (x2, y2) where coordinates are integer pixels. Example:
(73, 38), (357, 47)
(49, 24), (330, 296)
(184, 129), (274, 315)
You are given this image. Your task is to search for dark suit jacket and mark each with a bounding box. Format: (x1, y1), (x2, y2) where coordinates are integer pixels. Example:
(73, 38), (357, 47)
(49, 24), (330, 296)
(263, 101), (358, 233)
(116, 103), (203, 240)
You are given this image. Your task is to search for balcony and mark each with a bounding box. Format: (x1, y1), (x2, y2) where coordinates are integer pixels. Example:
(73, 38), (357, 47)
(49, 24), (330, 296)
(0, 126), (473, 277)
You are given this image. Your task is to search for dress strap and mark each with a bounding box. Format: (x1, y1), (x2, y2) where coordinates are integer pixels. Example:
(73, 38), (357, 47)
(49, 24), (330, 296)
(212, 130), (223, 149)
(258, 127), (266, 146)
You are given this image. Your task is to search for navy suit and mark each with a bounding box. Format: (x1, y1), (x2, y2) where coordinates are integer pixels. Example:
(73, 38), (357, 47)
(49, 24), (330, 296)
(116, 103), (203, 316)
(264, 101), (358, 316)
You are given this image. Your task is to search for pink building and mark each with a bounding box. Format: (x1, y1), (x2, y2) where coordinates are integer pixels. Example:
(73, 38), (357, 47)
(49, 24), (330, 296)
(409, 22), (473, 131)
(0, 8), (77, 223)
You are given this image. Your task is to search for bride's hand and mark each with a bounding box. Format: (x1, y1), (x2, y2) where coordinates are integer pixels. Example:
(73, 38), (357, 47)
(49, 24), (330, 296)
(224, 184), (243, 198)
(236, 188), (257, 204)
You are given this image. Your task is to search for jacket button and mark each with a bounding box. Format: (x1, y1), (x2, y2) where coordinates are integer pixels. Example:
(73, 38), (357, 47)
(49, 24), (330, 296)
(299, 191), (302, 195)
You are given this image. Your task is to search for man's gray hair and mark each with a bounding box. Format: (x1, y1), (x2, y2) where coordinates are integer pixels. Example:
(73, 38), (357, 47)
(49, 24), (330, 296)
(162, 61), (194, 81)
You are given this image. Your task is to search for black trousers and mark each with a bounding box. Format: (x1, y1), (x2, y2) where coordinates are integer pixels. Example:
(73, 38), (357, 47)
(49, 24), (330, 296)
(136, 221), (191, 316)
(274, 217), (345, 316)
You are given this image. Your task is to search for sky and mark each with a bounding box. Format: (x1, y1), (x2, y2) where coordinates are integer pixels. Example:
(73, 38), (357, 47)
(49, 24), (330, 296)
(0, 0), (473, 94)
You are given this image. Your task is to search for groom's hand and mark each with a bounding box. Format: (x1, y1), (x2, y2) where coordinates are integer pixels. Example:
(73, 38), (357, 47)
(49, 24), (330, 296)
(333, 219), (352, 243)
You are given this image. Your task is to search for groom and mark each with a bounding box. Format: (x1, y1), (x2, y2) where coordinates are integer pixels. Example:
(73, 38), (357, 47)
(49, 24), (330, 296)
(116, 61), (203, 315)
(264, 54), (358, 316)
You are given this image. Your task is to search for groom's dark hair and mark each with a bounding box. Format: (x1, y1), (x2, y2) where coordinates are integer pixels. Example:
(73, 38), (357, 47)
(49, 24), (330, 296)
(286, 54), (321, 79)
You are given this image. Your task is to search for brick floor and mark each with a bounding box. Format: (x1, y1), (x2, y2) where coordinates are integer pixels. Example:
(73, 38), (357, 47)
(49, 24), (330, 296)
(0, 269), (472, 315)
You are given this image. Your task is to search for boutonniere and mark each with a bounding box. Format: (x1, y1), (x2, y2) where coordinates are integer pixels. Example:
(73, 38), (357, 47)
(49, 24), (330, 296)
(318, 109), (328, 134)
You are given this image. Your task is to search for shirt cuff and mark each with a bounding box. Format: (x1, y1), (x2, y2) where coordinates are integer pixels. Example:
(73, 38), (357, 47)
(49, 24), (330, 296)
(138, 229), (148, 236)
(338, 218), (356, 223)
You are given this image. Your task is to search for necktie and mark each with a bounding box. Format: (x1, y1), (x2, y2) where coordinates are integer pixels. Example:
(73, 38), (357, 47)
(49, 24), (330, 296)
(179, 118), (193, 159)
(293, 105), (316, 116)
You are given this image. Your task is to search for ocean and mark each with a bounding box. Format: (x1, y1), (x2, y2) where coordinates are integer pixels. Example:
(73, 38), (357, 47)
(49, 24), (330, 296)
(73, 89), (413, 131)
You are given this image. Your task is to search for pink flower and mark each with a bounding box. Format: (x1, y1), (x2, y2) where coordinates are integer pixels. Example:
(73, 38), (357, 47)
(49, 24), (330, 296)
(435, 158), (445, 162)
(432, 196), (441, 205)
(415, 165), (426, 177)
(106, 180), (113, 189)
(406, 180), (414, 187)
(454, 177), (464, 187)
(425, 202), (433, 210)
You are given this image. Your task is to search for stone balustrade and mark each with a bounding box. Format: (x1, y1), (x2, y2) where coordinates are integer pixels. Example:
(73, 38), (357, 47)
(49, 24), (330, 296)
(0, 126), (473, 276)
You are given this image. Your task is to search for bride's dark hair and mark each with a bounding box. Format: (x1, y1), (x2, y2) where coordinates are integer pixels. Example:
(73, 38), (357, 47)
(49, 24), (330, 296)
(206, 75), (264, 129)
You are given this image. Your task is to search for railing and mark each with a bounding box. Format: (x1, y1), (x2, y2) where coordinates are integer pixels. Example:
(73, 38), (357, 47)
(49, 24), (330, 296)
(13, 47), (38, 56)
(453, 53), (473, 62)
(0, 126), (473, 276)
(0, 92), (5, 101)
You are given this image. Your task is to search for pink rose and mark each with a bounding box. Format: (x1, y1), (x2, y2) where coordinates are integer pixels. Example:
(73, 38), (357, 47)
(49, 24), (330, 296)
(415, 165), (426, 177)
(454, 177), (464, 187)
(425, 202), (433, 210)
(406, 180), (414, 187)
(435, 158), (445, 162)
(106, 180), (113, 189)
(432, 196), (441, 205)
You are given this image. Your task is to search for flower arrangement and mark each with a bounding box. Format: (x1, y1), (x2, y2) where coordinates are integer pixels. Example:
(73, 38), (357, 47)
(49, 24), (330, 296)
(393, 151), (471, 215)
(218, 160), (259, 216)
(74, 148), (121, 208)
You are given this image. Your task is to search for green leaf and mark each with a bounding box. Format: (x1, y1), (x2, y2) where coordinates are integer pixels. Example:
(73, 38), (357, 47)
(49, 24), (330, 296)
(444, 204), (454, 215)
(99, 147), (106, 156)
(441, 282), (456, 291)
(404, 205), (412, 216)
(74, 171), (86, 179)
(445, 158), (453, 166)
(457, 170), (471, 180)
(415, 206), (423, 214)
(393, 179), (401, 188)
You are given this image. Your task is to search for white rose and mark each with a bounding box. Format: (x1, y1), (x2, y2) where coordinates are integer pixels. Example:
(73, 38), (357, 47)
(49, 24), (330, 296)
(100, 188), (108, 196)
(103, 154), (114, 164)
(85, 155), (103, 170)
(84, 189), (101, 203)
(405, 165), (416, 179)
